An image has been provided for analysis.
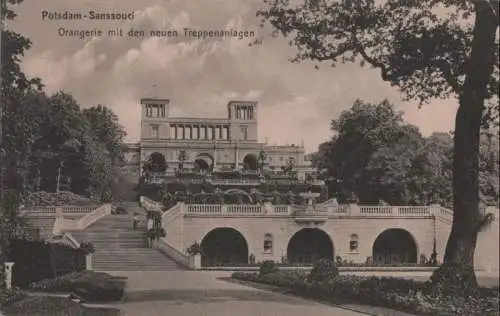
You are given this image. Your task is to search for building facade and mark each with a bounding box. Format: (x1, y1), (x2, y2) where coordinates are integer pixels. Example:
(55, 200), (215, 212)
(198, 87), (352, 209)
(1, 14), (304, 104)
(123, 98), (315, 182)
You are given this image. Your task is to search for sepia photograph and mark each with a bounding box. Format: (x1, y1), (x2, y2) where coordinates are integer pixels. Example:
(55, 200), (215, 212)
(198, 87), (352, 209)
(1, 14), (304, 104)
(0, 0), (499, 315)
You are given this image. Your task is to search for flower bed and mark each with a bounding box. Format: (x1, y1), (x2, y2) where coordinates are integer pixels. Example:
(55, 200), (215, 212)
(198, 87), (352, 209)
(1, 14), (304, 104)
(231, 268), (499, 315)
(24, 191), (97, 206)
(1, 296), (121, 316)
(27, 271), (126, 303)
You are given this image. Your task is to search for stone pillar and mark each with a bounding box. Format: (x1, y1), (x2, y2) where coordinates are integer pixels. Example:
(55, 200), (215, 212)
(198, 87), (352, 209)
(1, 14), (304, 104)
(234, 141), (239, 169)
(429, 203), (441, 217)
(85, 254), (93, 270)
(174, 125), (178, 139)
(348, 203), (360, 216)
(4, 262), (14, 290)
(212, 141), (217, 169)
(263, 201), (274, 214)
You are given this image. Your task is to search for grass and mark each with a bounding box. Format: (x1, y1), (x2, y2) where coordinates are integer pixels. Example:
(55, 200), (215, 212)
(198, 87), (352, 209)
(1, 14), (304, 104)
(1, 296), (121, 316)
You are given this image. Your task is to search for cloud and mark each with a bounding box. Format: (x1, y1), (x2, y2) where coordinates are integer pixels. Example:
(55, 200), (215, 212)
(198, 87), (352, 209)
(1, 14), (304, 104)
(15, 0), (459, 154)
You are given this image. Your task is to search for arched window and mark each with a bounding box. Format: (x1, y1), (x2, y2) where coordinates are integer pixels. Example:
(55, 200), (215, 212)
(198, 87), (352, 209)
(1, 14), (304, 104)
(349, 234), (359, 252)
(264, 234), (273, 253)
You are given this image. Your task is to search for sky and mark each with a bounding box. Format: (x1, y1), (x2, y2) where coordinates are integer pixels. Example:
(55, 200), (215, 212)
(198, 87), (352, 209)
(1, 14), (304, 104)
(8, 0), (459, 153)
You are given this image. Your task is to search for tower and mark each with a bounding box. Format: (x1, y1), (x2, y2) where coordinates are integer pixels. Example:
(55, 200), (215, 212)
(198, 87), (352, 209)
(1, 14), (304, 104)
(227, 101), (258, 142)
(140, 98), (170, 140)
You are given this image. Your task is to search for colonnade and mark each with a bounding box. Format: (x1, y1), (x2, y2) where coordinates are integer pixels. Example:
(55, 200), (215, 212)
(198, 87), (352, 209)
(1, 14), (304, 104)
(170, 124), (230, 140)
(235, 105), (254, 120)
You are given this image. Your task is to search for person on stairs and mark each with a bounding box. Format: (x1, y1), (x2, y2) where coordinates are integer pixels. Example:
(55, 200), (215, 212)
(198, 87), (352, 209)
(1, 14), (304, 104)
(147, 215), (154, 248)
(132, 213), (139, 230)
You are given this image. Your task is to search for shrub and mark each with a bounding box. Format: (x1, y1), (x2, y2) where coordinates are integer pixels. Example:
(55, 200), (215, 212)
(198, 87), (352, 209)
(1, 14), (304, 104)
(28, 271), (126, 303)
(156, 228), (166, 238)
(114, 205), (127, 215)
(23, 191), (97, 207)
(186, 242), (201, 255)
(259, 260), (278, 276)
(9, 239), (86, 287)
(308, 259), (338, 282)
(430, 263), (479, 297)
(79, 242), (95, 255)
(0, 288), (26, 308)
(231, 270), (499, 315)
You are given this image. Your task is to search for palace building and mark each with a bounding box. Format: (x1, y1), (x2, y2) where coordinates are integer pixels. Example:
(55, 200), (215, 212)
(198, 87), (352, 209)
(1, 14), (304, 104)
(123, 98), (316, 183)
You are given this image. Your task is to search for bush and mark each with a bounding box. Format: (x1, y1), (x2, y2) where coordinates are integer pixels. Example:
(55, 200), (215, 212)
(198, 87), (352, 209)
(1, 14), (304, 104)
(308, 259), (338, 282)
(9, 239), (86, 287)
(259, 260), (278, 276)
(230, 270), (499, 315)
(186, 242), (201, 255)
(114, 205), (127, 214)
(28, 271), (126, 303)
(0, 288), (26, 309)
(2, 296), (121, 316)
(79, 242), (95, 255)
(430, 263), (479, 297)
(23, 191), (97, 207)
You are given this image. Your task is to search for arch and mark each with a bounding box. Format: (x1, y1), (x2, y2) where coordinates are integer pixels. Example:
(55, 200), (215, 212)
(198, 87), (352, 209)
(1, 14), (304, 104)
(224, 189), (253, 204)
(242, 154), (259, 171)
(287, 228), (334, 264)
(372, 228), (418, 264)
(200, 227), (249, 267)
(194, 153), (214, 171)
(146, 152), (167, 172)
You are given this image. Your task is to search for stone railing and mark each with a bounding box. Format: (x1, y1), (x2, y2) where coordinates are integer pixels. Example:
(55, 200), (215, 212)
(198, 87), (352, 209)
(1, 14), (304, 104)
(162, 203), (183, 223)
(179, 203), (444, 218)
(78, 204), (112, 230)
(20, 205), (101, 217)
(53, 204), (111, 235)
(140, 196), (163, 212)
(155, 237), (190, 269)
(62, 232), (81, 248)
(211, 179), (262, 185)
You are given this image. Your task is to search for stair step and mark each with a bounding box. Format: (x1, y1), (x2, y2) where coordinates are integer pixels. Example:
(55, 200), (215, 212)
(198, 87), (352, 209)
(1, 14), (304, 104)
(70, 208), (184, 271)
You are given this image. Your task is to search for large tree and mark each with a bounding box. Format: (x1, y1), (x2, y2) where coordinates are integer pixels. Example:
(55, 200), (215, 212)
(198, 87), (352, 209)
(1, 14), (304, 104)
(257, 0), (499, 286)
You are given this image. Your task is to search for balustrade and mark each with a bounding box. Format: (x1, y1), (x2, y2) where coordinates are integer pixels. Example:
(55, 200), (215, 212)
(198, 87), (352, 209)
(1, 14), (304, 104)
(139, 196), (464, 221)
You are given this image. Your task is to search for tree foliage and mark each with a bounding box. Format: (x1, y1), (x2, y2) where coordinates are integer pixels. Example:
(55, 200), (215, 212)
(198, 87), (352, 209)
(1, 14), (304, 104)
(257, 0), (499, 284)
(0, 1), (128, 237)
(316, 100), (498, 207)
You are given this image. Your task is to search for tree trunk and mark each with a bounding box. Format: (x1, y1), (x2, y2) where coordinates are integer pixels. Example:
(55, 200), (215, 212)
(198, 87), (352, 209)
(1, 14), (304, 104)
(443, 3), (497, 276)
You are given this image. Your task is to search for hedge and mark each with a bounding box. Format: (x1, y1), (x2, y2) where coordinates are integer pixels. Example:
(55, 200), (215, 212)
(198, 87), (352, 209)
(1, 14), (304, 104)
(8, 239), (86, 287)
(231, 261), (499, 316)
(28, 271), (126, 303)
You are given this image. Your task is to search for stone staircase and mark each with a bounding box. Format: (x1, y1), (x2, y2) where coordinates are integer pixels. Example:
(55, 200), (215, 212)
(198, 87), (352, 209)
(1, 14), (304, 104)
(70, 203), (183, 271)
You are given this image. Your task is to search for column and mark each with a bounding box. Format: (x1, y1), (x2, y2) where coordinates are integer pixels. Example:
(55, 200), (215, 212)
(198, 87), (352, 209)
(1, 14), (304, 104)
(194, 125), (199, 139)
(212, 126), (216, 140)
(212, 140), (217, 169)
(182, 125), (186, 139)
(235, 141), (239, 169)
